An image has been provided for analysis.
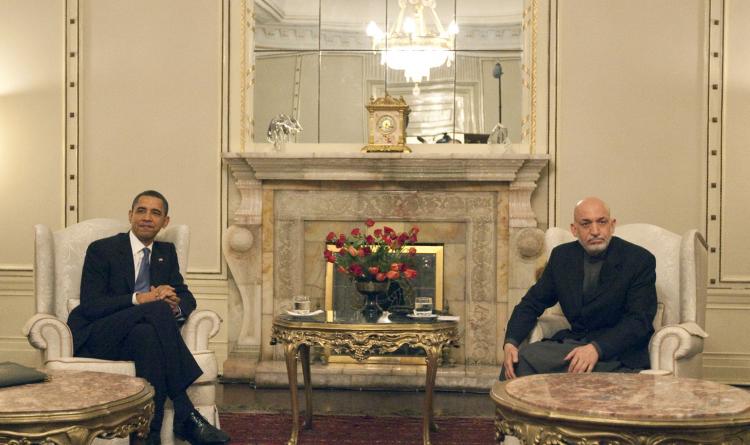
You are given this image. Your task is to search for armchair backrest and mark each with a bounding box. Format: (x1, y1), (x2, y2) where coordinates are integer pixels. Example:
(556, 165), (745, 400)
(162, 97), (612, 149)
(34, 219), (190, 321)
(543, 224), (707, 329)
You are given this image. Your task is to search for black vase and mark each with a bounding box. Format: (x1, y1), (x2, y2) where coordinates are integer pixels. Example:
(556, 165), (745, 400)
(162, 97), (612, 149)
(354, 281), (389, 323)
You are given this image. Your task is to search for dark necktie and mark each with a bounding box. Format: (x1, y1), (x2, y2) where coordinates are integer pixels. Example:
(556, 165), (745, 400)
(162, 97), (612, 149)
(134, 247), (151, 293)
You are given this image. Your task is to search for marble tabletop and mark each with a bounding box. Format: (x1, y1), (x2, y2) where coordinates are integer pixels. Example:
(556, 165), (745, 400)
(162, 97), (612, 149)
(504, 373), (750, 421)
(0, 370), (149, 414)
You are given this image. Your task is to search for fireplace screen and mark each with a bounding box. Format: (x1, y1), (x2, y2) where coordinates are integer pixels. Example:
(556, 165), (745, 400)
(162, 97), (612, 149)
(324, 244), (444, 364)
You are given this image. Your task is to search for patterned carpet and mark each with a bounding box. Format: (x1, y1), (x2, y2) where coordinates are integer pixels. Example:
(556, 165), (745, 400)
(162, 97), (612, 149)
(219, 412), (495, 445)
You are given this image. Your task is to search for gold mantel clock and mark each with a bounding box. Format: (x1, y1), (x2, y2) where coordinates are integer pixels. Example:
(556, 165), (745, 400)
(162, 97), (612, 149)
(363, 95), (411, 153)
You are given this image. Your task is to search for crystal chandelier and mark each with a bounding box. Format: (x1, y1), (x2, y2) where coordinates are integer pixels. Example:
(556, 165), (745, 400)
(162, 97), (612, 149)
(366, 0), (459, 95)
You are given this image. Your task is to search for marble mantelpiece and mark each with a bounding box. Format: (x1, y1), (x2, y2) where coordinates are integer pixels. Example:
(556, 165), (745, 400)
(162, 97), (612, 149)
(222, 152), (549, 389)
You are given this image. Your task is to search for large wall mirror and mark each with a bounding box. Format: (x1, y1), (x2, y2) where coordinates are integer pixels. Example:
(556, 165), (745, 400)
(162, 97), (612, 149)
(247, 0), (534, 148)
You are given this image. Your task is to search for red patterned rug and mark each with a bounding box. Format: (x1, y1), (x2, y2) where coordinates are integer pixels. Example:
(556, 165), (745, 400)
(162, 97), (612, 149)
(219, 412), (495, 445)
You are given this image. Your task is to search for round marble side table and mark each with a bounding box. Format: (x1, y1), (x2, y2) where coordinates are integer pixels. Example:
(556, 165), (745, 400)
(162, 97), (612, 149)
(0, 370), (154, 445)
(491, 373), (750, 444)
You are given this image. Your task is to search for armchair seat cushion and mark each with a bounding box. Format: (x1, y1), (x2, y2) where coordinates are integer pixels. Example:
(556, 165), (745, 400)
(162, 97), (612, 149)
(45, 357), (136, 375)
(192, 350), (219, 383)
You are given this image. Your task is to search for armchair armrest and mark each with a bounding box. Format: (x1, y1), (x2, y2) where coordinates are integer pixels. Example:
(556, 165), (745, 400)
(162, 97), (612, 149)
(648, 322), (707, 375)
(22, 314), (74, 361)
(181, 309), (222, 352)
(528, 312), (571, 343)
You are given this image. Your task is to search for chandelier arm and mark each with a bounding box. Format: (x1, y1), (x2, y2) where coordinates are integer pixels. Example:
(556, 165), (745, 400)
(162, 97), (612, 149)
(427, 4), (447, 35)
(394, 3), (407, 37)
(415, 6), (426, 36)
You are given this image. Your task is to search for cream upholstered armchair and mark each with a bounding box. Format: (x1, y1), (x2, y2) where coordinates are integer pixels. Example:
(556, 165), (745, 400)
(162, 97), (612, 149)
(527, 223), (708, 378)
(23, 219), (222, 445)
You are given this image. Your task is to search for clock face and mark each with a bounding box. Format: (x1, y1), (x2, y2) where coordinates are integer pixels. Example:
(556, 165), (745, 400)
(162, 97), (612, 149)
(376, 115), (396, 135)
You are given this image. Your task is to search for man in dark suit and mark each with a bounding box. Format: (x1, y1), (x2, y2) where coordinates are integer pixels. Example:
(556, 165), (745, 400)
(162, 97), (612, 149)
(502, 197), (657, 379)
(67, 190), (230, 445)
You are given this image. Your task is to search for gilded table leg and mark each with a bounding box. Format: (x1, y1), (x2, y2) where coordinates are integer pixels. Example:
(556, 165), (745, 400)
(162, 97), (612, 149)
(300, 344), (313, 430)
(284, 343), (300, 445)
(422, 346), (440, 445)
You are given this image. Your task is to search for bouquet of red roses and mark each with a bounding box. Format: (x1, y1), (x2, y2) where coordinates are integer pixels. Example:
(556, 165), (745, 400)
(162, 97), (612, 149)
(323, 219), (419, 282)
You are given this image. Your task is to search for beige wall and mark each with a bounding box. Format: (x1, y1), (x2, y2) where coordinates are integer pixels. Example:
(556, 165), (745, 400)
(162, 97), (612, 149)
(0, 1), (65, 269)
(2, 0), (749, 383)
(0, 1), (65, 363)
(553, 0), (707, 232)
(0, 0), (229, 369)
(703, 0), (750, 382)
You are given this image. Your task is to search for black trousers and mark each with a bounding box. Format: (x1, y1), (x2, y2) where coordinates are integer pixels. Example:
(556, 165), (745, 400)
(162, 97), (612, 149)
(500, 338), (637, 380)
(77, 301), (203, 433)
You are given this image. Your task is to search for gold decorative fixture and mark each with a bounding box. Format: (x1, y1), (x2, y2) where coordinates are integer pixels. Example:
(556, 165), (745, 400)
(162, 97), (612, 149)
(366, 0), (458, 95)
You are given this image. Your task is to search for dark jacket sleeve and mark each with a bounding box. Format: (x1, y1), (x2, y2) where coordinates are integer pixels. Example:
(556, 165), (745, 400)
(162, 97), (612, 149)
(504, 248), (561, 346)
(78, 241), (135, 320)
(165, 243), (196, 318)
(588, 251), (657, 361)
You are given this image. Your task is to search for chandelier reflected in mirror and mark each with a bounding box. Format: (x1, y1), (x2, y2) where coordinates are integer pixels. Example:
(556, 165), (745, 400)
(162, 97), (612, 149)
(366, 0), (458, 95)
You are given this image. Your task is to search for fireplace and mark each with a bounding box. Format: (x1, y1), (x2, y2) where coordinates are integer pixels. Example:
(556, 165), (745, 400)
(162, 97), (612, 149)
(222, 152), (548, 389)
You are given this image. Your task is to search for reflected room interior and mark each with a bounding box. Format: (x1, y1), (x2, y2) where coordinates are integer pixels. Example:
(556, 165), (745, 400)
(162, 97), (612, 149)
(253, 0), (523, 146)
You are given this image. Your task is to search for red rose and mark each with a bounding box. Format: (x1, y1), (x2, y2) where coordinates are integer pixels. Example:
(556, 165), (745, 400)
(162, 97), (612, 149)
(398, 233), (408, 244)
(365, 235), (375, 244)
(390, 263), (401, 272)
(365, 218), (375, 227)
(368, 266), (380, 275)
(386, 270), (399, 280)
(349, 264), (364, 276)
(351, 228), (361, 236)
(403, 268), (417, 279)
(408, 247), (417, 256)
(384, 226), (395, 235)
(375, 272), (387, 282)
(399, 263), (407, 271)
(335, 239), (344, 248)
(363, 246), (372, 256)
(357, 248), (366, 257)
(411, 226), (419, 234)
(326, 231), (336, 242)
(374, 228), (383, 238)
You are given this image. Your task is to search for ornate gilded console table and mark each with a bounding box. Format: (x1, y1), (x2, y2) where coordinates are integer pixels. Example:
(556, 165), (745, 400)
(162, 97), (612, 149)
(271, 314), (459, 445)
(0, 370), (154, 445)
(491, 373), (750, 444)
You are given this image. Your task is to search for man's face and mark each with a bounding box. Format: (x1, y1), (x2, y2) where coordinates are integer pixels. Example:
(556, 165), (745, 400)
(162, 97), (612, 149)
(128, 195), (170, 244)
(570, 200), (616, 255)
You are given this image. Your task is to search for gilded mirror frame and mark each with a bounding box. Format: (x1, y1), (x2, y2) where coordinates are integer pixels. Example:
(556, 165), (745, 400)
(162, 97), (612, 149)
(238, 0), (539, 152)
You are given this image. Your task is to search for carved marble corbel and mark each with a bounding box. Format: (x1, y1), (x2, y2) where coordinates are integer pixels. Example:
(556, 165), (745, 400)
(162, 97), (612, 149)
(515, 227), (544, 260)
(509, 159), (547, 228)
(223, 160), (263, 351)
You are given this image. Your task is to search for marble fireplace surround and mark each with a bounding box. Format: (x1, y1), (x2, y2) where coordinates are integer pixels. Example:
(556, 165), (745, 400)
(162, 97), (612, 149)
(222, 152), (548, 390)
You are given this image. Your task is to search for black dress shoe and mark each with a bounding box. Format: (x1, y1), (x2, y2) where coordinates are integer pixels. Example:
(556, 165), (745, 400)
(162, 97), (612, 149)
(174, 410), (230, 445)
